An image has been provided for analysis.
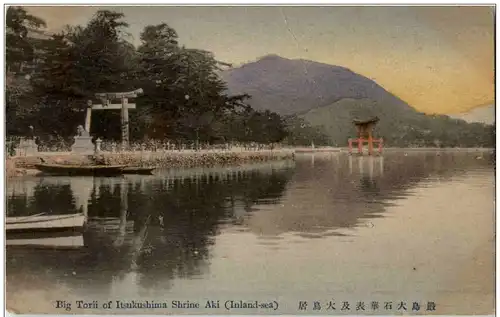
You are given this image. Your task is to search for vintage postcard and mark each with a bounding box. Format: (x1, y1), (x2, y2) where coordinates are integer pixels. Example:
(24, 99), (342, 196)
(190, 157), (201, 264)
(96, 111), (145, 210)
(4, 3), (495, 315)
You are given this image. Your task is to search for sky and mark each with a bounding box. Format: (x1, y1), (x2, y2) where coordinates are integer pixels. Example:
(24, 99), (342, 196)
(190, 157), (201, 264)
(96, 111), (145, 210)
(24, 5), (495, 115)
(449, 104), (495, 125)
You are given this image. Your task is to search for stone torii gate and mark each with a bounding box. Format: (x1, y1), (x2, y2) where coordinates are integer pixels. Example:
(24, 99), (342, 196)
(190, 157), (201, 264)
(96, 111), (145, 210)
(85, 88), (143, 149)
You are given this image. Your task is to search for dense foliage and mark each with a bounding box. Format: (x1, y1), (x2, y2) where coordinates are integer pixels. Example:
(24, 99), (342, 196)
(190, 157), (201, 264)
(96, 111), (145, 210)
(6, 8), (327, 147)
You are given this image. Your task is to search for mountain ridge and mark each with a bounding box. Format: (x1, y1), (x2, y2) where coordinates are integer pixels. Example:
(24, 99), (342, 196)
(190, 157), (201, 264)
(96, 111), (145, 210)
(221, 55), (494, 147)
(221, 55), (415, 116)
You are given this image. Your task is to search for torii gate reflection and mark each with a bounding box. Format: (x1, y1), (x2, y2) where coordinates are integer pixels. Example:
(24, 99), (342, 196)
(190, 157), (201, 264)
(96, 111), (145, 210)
(36, 176), (148, 238)
(348, 155), (384, 179)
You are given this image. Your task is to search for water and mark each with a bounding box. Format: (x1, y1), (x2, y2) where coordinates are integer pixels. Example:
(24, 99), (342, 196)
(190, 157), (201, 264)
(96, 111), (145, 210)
(5, 151), (495, 315)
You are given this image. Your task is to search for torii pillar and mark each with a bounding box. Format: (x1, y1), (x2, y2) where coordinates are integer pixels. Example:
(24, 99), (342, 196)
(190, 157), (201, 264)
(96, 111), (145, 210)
(348, 116), (383, 155)
(86, 88), (143, 150)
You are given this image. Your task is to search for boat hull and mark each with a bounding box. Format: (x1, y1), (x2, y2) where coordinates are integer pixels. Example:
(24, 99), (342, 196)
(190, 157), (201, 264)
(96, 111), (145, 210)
(6, 214), (86, 231)
(6, 214), (86, 249)
(34, 164), (126, 176)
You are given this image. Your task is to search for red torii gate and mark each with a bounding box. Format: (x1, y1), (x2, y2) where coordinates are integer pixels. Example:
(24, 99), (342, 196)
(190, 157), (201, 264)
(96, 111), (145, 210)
(348, 117), (383, 155)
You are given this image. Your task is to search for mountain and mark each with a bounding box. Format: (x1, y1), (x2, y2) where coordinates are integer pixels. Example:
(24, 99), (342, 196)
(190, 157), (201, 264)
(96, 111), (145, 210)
(448, 104), (495, 125)
(221, 54), (415, 116)
(222, 55), (494, 147)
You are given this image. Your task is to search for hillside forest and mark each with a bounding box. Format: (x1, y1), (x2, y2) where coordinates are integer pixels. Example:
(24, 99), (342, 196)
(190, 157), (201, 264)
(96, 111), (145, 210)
(6, 7), (495, 148)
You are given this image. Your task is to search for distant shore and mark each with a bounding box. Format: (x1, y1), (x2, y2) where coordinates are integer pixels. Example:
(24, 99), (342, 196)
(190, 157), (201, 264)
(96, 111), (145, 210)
(294, 146), (493, 153)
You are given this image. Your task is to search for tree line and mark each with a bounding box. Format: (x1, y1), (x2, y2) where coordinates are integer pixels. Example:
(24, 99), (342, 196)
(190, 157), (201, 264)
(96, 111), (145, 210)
(6, 7), (330, 148)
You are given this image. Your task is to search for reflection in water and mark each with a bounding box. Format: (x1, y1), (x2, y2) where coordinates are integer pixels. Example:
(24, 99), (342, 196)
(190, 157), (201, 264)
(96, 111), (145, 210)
(247, 151), (491, 238)
(348, 155), (384, 178)
(6, 161), (296, 297)
(5, 152), (494, 313)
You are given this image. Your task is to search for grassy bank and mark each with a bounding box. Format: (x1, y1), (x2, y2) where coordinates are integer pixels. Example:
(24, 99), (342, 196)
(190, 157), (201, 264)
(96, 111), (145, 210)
(7, 149), (295, 176)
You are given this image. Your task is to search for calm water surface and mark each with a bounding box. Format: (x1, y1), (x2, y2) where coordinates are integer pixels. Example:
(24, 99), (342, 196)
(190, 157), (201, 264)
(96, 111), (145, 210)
(6, 151), (495, 315)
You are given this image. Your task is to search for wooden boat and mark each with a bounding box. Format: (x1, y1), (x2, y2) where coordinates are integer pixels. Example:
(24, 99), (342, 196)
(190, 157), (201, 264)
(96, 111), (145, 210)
(34, 163), (126, 176)
(6, 213), (86, 249)
(6, 213), (86, 232)
(122, 167), (155, 175)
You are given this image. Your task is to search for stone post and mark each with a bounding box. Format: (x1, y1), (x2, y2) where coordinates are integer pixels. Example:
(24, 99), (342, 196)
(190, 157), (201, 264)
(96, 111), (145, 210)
(121, 97), (129, 150)
(85, 100), (93, 133)
(94, 138), (102, 154)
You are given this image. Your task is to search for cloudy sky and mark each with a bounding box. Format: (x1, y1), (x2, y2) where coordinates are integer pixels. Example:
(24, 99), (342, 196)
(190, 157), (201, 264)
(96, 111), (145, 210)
(25, 5), (494, 115)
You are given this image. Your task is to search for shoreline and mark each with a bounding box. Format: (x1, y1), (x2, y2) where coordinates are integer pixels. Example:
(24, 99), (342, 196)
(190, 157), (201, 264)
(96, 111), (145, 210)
(6, 149), (295, 178)
(6, 147), (493, 179)
(295, 147), (493, 153)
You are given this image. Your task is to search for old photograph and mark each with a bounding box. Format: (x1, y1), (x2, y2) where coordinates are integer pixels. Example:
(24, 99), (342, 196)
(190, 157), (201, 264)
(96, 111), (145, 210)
(4, 4), (495, 315)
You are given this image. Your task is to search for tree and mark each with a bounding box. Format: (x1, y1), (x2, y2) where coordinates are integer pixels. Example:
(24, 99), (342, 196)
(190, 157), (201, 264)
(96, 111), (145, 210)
(136, 23), (250, 143)
(31, 10), (138, 138)
(6, 6), (46, 135)
(6, 6), (46, 73)
(7, 8), (295, 147)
